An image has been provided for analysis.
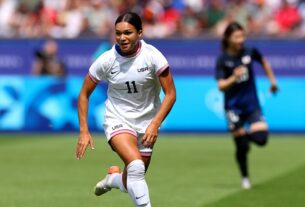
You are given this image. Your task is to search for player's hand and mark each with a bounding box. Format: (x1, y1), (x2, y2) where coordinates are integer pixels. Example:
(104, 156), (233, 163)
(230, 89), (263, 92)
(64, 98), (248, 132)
(142, 122), (159, 148)
(270, 83), (278, 94)
(76, 131), (94, 160)
(233, 65), (247, 80)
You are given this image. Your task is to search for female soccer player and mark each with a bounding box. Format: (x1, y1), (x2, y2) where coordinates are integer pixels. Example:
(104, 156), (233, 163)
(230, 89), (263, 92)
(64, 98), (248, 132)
(75, 12), (176, 206)
(215, 22), (278, 189)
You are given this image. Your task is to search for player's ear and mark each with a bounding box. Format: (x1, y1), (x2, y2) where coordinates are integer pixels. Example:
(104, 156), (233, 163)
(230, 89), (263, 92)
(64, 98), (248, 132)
(138, 30), (143, 38)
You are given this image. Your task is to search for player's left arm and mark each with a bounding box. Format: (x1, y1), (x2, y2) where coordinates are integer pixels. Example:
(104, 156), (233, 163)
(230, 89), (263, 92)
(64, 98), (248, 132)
(253, 48), (278, 94)
(142, 68), (176, 148)
(261, 58), (278, 94)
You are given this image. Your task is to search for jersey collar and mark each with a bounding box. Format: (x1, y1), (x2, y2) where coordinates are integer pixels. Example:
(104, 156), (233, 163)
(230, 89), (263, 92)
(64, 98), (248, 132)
(115, 41), (142, 58)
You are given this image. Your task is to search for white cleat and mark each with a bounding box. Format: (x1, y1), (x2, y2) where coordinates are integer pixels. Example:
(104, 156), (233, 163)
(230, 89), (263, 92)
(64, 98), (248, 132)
(241, 177), (251, 190)
(94, 175), (111, 196)
(94, 166), (121, 196)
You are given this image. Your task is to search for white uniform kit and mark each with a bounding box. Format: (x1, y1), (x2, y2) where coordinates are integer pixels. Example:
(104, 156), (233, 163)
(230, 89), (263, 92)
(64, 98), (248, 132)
(89, 40), (169, 156)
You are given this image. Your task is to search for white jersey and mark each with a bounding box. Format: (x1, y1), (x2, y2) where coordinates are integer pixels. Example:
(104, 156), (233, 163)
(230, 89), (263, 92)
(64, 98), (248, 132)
(89, 40), (169, 133)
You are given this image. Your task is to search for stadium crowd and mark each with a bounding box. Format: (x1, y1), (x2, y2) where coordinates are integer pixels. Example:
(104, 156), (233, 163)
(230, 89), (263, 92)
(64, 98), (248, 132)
(0, 0), (305, 39)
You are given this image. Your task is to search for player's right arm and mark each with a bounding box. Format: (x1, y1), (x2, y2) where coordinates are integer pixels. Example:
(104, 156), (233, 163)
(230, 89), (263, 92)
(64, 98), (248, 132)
(76, 75), (97, 160)
(32, 58), (44, 75)
(217, 65), (246, 91)
(76, 51), (108, 159)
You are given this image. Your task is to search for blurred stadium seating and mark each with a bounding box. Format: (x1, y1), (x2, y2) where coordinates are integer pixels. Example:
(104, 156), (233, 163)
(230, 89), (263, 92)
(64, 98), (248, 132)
(0, 0), (305, 39)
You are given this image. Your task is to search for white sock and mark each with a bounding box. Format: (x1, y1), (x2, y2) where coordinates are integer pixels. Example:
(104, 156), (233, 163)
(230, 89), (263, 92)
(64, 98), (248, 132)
(127, 160), (151, 207)
(108, 173), (127, 193)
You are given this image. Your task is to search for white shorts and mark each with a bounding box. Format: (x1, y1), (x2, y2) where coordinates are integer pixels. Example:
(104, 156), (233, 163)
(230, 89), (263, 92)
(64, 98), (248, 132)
(104, 115), (153, 157)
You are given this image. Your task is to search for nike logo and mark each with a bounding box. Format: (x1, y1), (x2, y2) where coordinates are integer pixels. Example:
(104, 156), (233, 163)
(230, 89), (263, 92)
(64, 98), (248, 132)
(110, 71), (119, 74)
(135, 194), (145, 199)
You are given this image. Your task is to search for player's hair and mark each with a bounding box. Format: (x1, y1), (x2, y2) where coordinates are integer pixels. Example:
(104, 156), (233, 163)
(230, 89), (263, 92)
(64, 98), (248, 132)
(115, 12), (142, 32)
(222, 22), (244, 51)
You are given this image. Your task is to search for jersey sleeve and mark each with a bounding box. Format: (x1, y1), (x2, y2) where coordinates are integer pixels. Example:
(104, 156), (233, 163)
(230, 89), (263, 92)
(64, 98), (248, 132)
(150, 46), (169, 76)
(252, 48), (263, 64)
(215, 56), (225, 80)
(88, 52), (109, 83)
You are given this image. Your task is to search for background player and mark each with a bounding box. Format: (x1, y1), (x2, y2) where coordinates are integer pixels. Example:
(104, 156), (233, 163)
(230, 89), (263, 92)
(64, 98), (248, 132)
(75, 12), (176, 206)
(215, 22), (278, 189)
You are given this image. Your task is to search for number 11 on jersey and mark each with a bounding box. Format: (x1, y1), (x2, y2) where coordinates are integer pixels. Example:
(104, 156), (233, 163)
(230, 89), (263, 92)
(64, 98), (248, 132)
(125, 81), (138, 93)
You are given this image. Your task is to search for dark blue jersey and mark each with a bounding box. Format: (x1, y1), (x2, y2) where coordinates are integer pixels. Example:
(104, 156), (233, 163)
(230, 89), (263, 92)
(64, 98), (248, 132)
(215, 47), (263, 113)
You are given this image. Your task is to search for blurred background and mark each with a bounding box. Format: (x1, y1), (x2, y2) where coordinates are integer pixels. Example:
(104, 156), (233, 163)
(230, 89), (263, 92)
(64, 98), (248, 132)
(1, 0), (305, 38)
(0, 0), (305, 133)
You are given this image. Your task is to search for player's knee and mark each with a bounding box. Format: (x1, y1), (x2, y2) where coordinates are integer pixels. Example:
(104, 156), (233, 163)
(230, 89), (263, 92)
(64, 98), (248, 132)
(127, 159), (145, 180)
(232, 128), (246, 138)
(127, 160), (149, 206)
(250, 130), (268, 146)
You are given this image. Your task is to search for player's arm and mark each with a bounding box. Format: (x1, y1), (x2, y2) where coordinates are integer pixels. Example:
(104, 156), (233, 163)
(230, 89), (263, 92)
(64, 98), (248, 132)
(76, 74), (97, 160)
(217, 65), (246, 91)
(261, 58), (278, 93)
(32, 58), (44, 75)
(142, 68), (176, 148)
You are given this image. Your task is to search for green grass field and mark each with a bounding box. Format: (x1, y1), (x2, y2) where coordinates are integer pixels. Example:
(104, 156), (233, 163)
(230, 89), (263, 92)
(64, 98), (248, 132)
(0, 134), (304, 207)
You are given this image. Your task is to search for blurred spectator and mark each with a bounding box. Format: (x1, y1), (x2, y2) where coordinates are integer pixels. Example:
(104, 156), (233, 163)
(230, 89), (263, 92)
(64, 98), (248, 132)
(183, 0), (205, 13)
(299, 0), (305, 37)
(203, 0), (226, 29)
(0, 0), (18, 37)
(179, 5), (202, 37)
(142, 0), (167, 38)
(227, 0), (249, 29)
(245, 0), (273, 35)
(54, 0), (85, 38)
(84, 0), (115, 37)
(213, 11), (235, 37)
(274, 0), (301, 35)
(32, 40), (66, 76)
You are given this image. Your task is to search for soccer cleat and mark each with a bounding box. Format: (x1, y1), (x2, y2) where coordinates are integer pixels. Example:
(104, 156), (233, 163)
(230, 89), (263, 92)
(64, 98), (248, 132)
(94, 166), (121, 196)
(241, 177), (251, 189)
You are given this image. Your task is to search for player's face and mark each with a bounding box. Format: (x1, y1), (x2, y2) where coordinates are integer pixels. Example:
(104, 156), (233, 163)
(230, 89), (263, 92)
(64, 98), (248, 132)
(115, 22), (142, 55)
(228, 30), (245, 52)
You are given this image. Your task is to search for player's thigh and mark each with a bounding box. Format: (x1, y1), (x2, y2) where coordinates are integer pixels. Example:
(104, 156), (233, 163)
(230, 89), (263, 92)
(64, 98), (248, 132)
(248, 110), (268, 133)
(142, 156), (151, 172)
(110, 133), (142, 165)
(249, 121), (268, 132)
(226, 110), (246, 137)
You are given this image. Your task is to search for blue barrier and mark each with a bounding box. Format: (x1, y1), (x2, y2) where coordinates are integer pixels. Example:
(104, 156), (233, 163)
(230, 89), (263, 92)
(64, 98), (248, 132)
(1, 39), (304, 132)
(0, 39), (305, 76)
(164, 76), (305, 132)
(0, 76), (106, 131)
(0, 76), (304, 132)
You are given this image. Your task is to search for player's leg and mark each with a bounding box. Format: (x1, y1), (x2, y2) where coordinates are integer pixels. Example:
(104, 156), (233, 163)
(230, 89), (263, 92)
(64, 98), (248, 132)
(232, 128), (250, 179)
(227, 110), (251, 189)
(94, 132), (134, 196)
(137, 133), (153, 172)
(95, 122), (138, 195)
(247, 110), (269, 146)
(110, 133), (151, 207)
(94, 165), (125, 195)
(115, 133), (153, 189)
(120, 155), (151, 196)
(142, 156), (152, 172)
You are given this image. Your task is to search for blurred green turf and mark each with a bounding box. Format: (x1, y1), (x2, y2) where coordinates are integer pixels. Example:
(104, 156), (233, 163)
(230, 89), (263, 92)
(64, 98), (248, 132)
(0, 134), (304, 207)
(203, 164), (305, 207)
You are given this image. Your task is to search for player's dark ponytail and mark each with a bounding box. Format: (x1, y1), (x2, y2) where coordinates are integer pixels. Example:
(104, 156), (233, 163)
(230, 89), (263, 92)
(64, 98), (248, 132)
(222, 22), (244, 51)
(115, 12), (142, 32)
